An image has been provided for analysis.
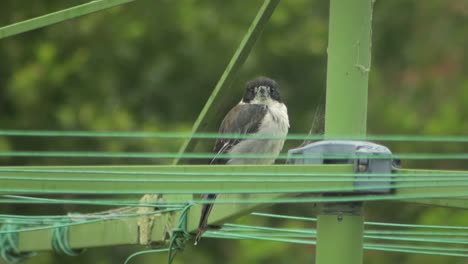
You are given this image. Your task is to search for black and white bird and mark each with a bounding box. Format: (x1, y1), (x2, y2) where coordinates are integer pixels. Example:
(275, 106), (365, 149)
(194, 76), (289, 245)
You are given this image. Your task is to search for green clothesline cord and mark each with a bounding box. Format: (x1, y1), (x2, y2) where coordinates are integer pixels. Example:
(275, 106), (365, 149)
(0, 223), (36, 263)
(2, 168), (468, 180)
(0, 208), (184, 235)
(213, 230), (468, 247)
(250, 212), (468, 231)
(0, 208), (466, 261)
(365, 243), (468, 253)
(364, 234), (468, 245)
(2, 130), (468, 142)
(0, 207), (186, 225)
(1, 215), (465, 260)
(223, 223), (312, 234)
(124, 249), (170, 264)
(52, 224), (83, 256)
(2, 174), (468, 183)
(0, 181), (466, 196)
(206, 230), (314, 244)
(208, 229), (468, 241)
(218, 223), (468, 245)
(0, 195), (188, 208)
(364, 221), (468, 230)
(0, 187), (467, 204)
(222, 225), (468, 239)
(0, 206), (192, 264)
(365, 230), (468, 237)
(206, 230), (468, 257)
(168, 203), (192, 264)
(0, 167), (464, 176)
(2, 151), (468, 160)
(365, 245), (468, 258)
(251, 212), (317, 221)
(0, 206), (186, 264)
(1, 210), (466, 236)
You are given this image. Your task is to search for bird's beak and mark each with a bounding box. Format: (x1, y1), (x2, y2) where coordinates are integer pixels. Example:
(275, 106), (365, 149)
(258, 86), (267, 96)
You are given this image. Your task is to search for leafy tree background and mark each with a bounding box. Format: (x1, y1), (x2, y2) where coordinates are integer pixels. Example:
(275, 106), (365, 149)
(1, 0), (468, 263)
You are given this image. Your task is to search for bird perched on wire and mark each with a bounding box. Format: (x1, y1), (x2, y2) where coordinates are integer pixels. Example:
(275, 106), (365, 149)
(194, 76), (290, 245)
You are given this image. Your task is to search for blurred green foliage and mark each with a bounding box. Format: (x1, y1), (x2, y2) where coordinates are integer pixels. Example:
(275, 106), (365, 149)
(1, 0), (468, 263)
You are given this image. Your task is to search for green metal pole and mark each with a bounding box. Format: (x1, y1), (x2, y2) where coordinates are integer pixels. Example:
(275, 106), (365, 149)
(0, 0), (134, 40)
(316, 204), (364, 264)
(324, 0), (372, 138)
(317, 0), (373, 263)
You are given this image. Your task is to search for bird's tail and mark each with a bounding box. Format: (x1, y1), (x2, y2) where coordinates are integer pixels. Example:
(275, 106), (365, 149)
(194, 193), (217, 245)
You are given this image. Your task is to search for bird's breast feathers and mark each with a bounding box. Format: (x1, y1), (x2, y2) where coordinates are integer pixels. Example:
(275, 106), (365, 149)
(259, 100), (289, 135)
(227, 101), (289, 164)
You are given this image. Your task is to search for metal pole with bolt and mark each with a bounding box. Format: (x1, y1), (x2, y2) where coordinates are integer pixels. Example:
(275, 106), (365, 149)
(316, 0), (373, 263)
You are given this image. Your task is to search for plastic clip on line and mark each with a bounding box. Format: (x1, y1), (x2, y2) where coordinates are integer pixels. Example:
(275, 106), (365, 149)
(124, 203), (193, 264)
(0, 223), (36, 263)
(287, 140), (395, 194)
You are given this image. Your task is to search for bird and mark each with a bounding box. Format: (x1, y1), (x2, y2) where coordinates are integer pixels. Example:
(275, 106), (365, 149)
(194, 76), (290, 245)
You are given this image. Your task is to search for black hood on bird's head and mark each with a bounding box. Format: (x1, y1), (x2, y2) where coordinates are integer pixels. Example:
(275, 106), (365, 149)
(243, 76), (282, 103)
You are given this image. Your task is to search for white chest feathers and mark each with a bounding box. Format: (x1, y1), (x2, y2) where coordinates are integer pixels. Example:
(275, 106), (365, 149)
(228, 101), (289, 165)
(258, 100), (289, 135)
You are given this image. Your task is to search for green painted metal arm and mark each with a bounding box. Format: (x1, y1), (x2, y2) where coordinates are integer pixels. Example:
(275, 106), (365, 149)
(0, 164), (354, 194)
(18, 217), (139, 251)
(0, 0), (134, 39)
(9, 164), (352, 252)
(5, 164), (468, 253)
(396, 168), (468, 209)
(174, 0), (280, 164)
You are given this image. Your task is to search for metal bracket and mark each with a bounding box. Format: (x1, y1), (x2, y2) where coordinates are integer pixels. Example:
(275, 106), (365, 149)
(286, 140), (395, 194)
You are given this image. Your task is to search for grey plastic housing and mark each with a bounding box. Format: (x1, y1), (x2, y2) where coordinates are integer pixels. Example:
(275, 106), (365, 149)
(286, 140), (394, 194)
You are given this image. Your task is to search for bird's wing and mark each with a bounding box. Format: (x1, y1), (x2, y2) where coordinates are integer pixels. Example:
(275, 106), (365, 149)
(195, 104), (268, 245)
(211, 103), (268, 164)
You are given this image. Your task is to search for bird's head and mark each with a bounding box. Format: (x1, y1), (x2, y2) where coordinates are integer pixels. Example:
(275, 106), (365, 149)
(242, 76), (282, 104)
